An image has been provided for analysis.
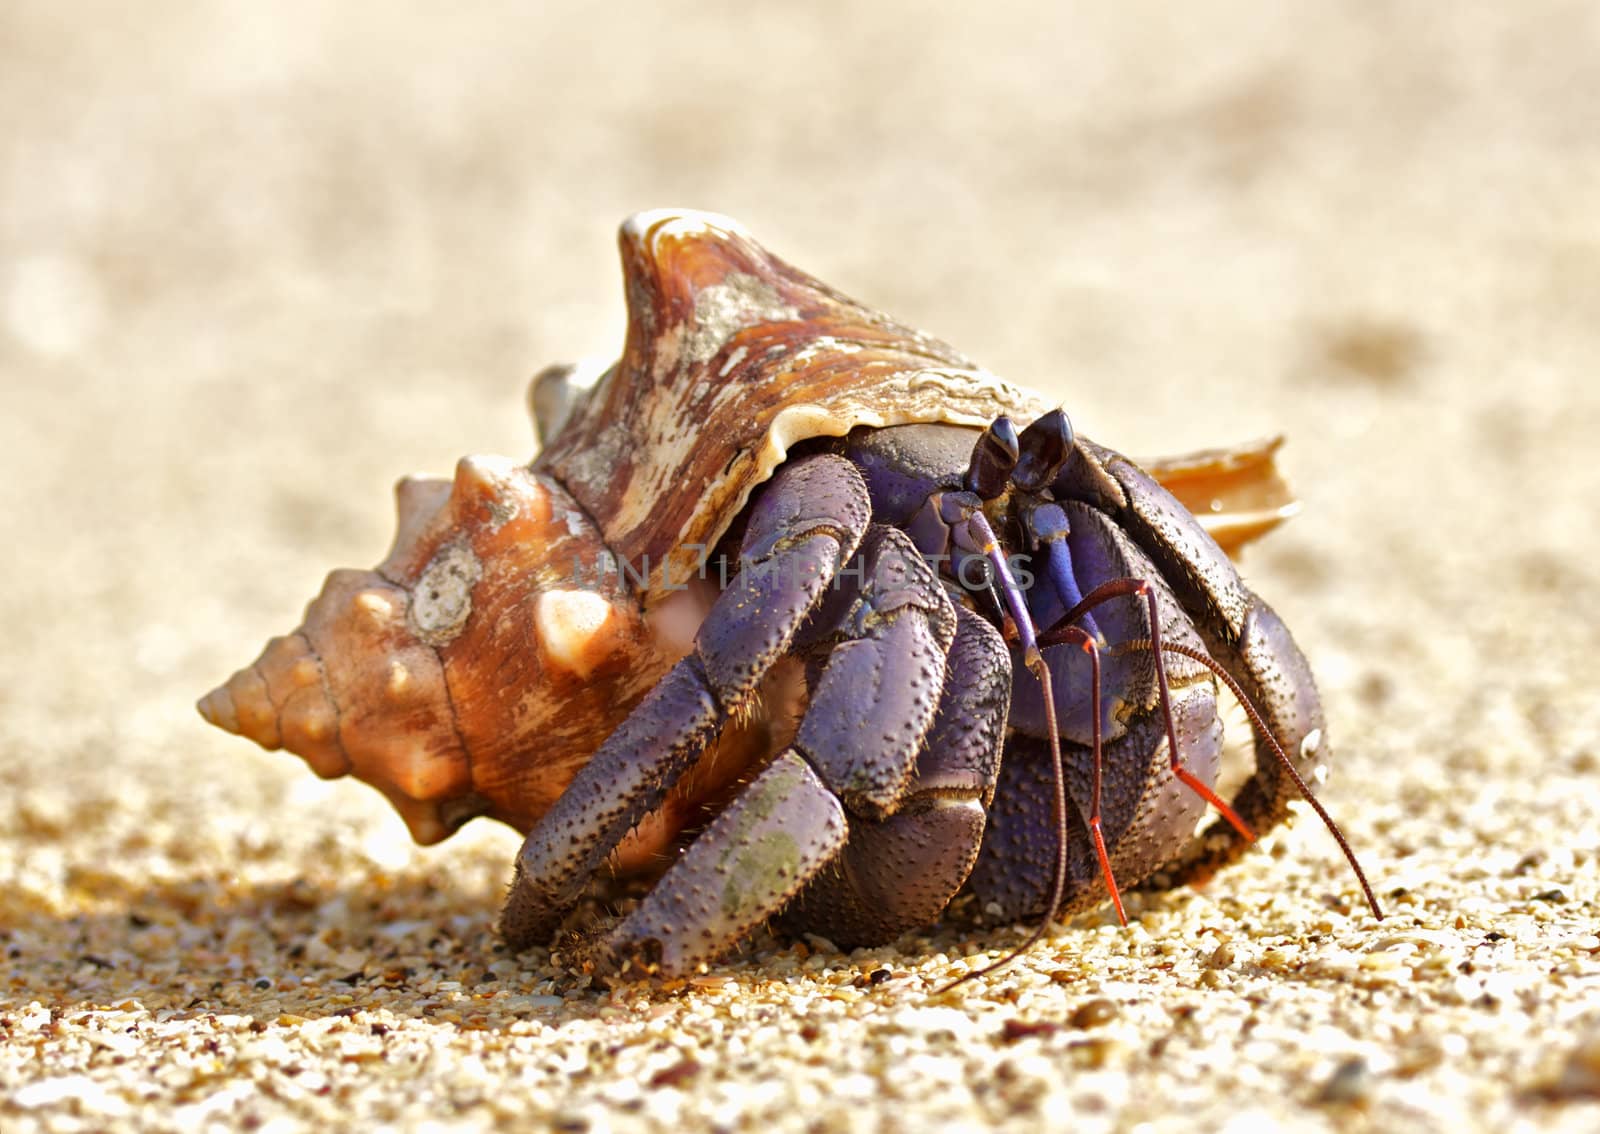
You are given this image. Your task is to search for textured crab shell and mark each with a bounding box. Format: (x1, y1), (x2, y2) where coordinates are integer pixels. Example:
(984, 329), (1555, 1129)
(533, 209), (1055, 609)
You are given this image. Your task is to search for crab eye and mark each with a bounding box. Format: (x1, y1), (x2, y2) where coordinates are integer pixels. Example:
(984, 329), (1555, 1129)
(1013, 408), (1075, 492)
(964, 416), (1020, 500)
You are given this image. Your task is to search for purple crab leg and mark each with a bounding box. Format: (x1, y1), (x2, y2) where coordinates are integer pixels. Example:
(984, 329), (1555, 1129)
(777, 605), (1011, 947)
(499, 454), (871, 951)
(498, 656), (719, 950)
(602, 526), (960, 973)
(790, 527), (956, 817)
(599, 749), (849, 975)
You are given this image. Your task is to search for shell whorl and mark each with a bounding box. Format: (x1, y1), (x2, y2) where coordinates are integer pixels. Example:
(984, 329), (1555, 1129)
(198, 456), (659, 843)
(533, 208), (1051, 608)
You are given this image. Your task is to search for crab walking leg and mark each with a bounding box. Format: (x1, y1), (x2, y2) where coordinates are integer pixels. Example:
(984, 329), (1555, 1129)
(1089, 446), (1330, 886)
(499, 657), (721, 949)
(499, 455), (871, 950)
(778, 605), (1011, 947)
(602, 526), (960, 973)
(596, 750), (846, 974)
(792, 527), (958, 817)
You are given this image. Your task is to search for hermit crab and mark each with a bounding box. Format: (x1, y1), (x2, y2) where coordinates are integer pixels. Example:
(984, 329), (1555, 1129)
(200, 209), (1378, 977)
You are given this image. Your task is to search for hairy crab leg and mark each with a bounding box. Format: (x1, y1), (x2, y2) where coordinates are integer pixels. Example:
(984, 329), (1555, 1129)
(778, 604), (1010, 946)
(603, 526), (960, 974)
(599, 748), (849, 975)
(500, 454), (871, 951)
(500, 657), (721, 950)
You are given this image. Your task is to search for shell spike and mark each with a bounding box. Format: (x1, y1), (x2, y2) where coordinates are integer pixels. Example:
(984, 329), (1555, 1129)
(391, 475), (451, 556)
(448, 454), (547, 528)
(198, 657), (280, 749)
(529, 357), (609, 447)
(196, 681), (242, 737)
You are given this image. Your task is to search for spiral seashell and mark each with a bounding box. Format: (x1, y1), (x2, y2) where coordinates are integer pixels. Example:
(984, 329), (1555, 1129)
(198, 455), (661, 843)
(201, 209), (1300, 854)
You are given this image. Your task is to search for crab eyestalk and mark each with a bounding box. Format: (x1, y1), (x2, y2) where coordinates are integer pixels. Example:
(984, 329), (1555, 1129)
(198, 456), (663, 844)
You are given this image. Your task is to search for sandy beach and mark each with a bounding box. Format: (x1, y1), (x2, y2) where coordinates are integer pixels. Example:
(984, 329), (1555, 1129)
(3, 4), (1599, 1130)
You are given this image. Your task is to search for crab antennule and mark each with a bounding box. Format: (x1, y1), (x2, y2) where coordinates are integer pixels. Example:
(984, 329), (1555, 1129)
(937, 509), (1092, 993)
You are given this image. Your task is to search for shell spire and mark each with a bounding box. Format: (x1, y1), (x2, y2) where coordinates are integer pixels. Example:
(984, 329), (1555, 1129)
(198, 458), (660, 843)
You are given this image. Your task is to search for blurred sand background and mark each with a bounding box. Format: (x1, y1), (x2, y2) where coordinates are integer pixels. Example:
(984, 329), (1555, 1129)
(3, 3), (1600, 1131)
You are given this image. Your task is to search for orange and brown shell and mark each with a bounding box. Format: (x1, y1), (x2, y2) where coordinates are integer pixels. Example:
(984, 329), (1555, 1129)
(197, 457), (657, 844)
(534, 209), (1056, 606)
(198, 208), (1297, 850)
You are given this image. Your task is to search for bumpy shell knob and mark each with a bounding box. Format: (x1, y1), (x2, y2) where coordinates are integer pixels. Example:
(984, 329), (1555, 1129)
(199, 456), (662, 843)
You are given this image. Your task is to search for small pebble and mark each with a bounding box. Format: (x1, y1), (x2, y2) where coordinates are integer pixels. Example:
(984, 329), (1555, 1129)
(1548, 1031), (1600, 1098)
(1070, 999), (1119, 1029)
(1002, 1019), (1062, 1043)
(1317, 1057), (1375, 1105)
